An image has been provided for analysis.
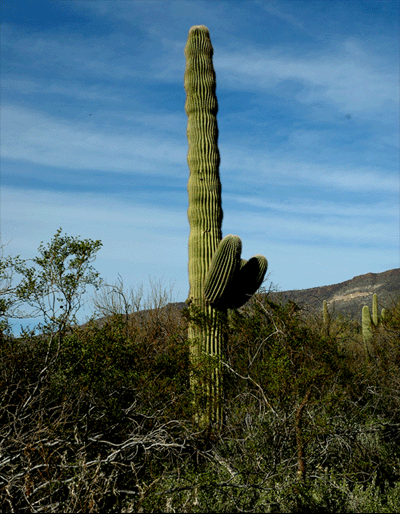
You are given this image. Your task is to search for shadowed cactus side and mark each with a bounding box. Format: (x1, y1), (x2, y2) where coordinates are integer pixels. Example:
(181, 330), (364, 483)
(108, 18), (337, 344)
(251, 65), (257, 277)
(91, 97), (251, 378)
(184, 25), (267, 429)
(204, 235), (268, 310)
(223, 254), (268, 310)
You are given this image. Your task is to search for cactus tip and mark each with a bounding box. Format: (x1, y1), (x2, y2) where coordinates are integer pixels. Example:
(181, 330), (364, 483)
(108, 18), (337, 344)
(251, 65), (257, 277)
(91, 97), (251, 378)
(189, 25), (210, 34)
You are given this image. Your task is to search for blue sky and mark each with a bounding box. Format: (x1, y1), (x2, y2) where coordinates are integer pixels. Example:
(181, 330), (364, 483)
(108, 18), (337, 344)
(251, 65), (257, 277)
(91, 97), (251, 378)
(1, 0), (399, 325)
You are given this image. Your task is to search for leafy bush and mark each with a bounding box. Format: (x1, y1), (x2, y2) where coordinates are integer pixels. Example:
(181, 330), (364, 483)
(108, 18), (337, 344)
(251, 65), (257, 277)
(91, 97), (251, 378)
(1, 236), (399, 511)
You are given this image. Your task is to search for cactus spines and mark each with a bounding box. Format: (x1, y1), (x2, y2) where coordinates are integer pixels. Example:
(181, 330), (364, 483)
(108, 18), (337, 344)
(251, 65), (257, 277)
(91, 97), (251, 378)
(184, 25), (267, 428)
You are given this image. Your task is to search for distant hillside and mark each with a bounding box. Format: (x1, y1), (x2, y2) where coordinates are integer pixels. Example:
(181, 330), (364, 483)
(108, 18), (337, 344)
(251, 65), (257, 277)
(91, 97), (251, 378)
(266, 268), (400, 321)
(86, 269), (400, 328)
(169, 268), (400, 322)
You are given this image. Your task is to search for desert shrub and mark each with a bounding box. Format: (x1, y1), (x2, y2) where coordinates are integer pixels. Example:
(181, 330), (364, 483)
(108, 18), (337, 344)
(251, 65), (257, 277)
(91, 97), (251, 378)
(0, 313), (195, 512)
(1, 281), (400, 512)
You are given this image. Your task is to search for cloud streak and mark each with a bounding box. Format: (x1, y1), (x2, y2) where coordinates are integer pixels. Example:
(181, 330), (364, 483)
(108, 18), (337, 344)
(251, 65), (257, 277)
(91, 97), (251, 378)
(1, 0), (398, 319)
(3, 103), (396, 197)
(2, 104), (187, 174)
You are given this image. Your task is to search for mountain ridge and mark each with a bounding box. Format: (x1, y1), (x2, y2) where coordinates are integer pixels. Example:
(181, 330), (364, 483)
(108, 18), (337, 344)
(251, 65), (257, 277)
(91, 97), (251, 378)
(265, 268), (400, 320)
(168, 268), (400, 322)
(86, 268), (400, 328)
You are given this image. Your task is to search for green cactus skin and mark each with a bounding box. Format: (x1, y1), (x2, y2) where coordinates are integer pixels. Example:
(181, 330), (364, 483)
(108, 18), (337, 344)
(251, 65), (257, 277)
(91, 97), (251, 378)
(204, 236), (268, 310)
(185, 25), (224, 428)
(184, 25), (267, 428)
(323, 300), (329, 324)
(372, 293), (379, 326)
(381, 307), (387, 321)
(362, 305), (373, 351)
(185, 25), (222, 303)
(204, 235), (242, 305)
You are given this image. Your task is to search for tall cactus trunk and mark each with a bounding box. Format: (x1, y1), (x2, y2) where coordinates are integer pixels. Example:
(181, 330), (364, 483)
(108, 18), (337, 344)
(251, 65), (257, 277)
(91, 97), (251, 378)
(372, 293), (379, 326)
(184, 25), (268, 430)
(362, 305), (373, 356)
(185, 25), (223, 428)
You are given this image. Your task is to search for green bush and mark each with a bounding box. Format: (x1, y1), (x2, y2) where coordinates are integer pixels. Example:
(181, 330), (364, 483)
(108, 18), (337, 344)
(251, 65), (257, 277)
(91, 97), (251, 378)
(1, 274), (400, 511)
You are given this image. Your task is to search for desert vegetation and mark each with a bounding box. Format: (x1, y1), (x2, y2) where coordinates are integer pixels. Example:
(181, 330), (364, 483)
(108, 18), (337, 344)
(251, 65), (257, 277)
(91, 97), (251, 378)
(1, 231), (400, 512)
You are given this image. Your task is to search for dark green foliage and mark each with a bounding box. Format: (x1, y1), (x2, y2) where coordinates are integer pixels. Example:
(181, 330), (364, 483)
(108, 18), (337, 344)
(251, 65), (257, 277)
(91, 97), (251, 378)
(1, 235), (400, 511)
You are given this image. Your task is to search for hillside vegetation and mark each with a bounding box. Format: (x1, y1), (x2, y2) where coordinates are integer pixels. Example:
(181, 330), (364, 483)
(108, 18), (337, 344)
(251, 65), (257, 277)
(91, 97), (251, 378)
(1, 232), (400, 512)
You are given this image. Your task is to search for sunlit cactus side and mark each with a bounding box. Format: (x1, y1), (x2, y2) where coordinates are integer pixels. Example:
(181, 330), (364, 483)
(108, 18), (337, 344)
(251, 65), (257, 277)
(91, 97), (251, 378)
(372, 293), (379, 326)
(362, 305), (373, 349)
(381, 307), (387, 321)
(184, 25), (267, 429)
(185, 25), (224, 429)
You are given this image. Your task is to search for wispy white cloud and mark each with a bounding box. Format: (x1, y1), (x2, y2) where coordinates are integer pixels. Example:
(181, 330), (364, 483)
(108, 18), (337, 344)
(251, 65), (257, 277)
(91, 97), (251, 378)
(4, 184), (396, 305)
(255, 0), (311, 33)
(223, 207), (396, 247)
(220, 146), (398, 193)
(1, 76), (125, 103)
(3, 12), (397, 125)
(225, 195), (397, 219)
(2, 23), (152, 82)
(215, 39), (398, 116)
(2, 186), (189, 292)
(2, 104), (187, 174)
(2, 0), (398, 302)
(3, 102), (396, 198)
(40, 2), (398, 125)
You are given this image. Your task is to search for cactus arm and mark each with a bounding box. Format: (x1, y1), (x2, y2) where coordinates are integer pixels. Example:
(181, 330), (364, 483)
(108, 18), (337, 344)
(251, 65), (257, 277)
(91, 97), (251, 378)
(203, 234), (242, 305)
(226, 254), (268, 309)
(204, 242), (268, 310)
(362, 305), (373, 353)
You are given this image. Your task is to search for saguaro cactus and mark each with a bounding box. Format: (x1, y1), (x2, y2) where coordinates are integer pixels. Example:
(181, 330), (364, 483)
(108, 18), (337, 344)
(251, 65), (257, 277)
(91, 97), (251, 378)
(372, 293), (379, 326)
(184, 25), (267, 428)
(322, 300), (330, 336)
(362, 305), (373, 352)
